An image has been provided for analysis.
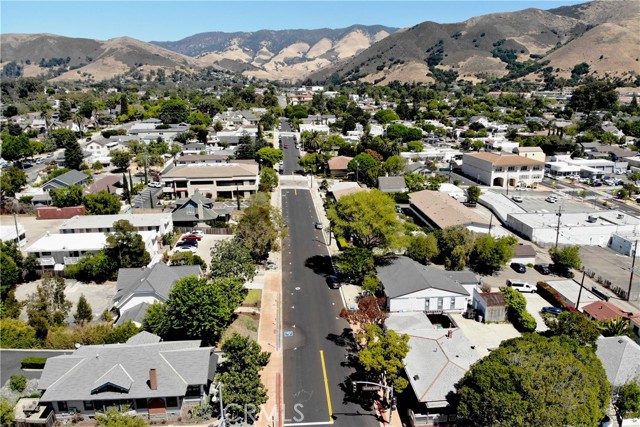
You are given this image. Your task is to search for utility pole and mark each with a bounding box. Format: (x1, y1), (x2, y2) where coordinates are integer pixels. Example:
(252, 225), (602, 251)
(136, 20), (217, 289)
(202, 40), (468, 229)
(448, 158), (453, 184)
(554, 205), (563, 248)
(488, 213), (493, 236)
(627, 240), (638, 301)
(13, 211), (21, 246)
(576, 270), (586, 311)
(506, 171), (509, 196)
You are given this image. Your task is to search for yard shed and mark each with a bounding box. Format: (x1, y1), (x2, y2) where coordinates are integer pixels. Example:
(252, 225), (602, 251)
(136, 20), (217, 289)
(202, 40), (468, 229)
(472, 289), (506, 322)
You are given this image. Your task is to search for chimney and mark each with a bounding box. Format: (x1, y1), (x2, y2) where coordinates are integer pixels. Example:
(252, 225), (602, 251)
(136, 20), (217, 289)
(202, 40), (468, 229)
(198, 201), (204, 220)
(149, 369), (158, 390)
(447, 330), (453, 339)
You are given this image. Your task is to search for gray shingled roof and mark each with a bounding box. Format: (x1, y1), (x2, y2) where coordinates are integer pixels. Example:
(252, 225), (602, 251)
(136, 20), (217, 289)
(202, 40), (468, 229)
(378, 176), (407, 191)
(38, 334), (216, 403)
(377, 257), (471, 298)
(114, 264), (201, 308)
(596, 336), (640, 386)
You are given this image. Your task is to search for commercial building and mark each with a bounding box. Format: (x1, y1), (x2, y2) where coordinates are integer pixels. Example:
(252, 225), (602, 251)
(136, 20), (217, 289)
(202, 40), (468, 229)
(461, 152), (544, 188)
(161, 163), (259, 200)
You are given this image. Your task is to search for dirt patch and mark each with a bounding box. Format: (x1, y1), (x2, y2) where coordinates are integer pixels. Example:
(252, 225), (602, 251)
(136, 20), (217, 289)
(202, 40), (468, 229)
(223, 313), (259, 342)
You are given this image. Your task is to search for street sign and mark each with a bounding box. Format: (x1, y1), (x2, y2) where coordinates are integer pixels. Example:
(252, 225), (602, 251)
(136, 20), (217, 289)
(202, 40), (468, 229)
(361, 385), (381, 391)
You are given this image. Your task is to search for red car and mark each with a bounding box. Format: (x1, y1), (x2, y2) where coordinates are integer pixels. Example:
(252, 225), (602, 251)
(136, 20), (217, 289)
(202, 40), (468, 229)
(284, 144), (289, 148)
(181, 234), (202, 241)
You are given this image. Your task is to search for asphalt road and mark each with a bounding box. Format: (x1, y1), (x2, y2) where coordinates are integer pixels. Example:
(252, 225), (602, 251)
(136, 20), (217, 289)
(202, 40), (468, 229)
(280, 119), (302, 176)
(281, 189), (379, 427)
(0, 349), (72, 385)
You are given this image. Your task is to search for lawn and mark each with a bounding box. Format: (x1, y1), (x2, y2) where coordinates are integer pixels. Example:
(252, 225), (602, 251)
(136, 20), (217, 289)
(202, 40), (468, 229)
(242, 289), (262, 308)
(222, 313), (259, 342)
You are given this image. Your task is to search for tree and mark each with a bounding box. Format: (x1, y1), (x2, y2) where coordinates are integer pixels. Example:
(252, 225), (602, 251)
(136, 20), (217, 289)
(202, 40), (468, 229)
(599, 317), (633, 337)
(235, 132), (255, 159)
(235, 198), (286, 262)
(0, 318), (37, 348)
(545, 311), (601, 347)
(51, 185), (84, 207)
(156, 276), (236, 345)
(470, 235), (517, 275)
(121, 172), (131, 205)
(66, 251), (115, 283)
(0, 166), (27, 198)
(215, 333), (270, 420)
(64, 136), (83, 170)
(437, 225), (476, 270)
(170, 252), (207, 271)
(110, 149), (131, 170)
(84, 191), (122, 215)
(347, 153), (378, 180)
(374, 109), (400, 125)
(73, 294), (93, 325)
(255, 147), (283, 167)
(404, 173), (427, 192)
(25, 274), (72, 327)
(0, 133), (30, 161)
(340, 295), (387, 327)
(2, 290), (23, 319)
(407, 141), (424, 152)
(466, 185), (481, 203)
(259, 167), (279, 192)
(454, 333), (609, 427)
(0, 399), (14, 427)
(328, 189), (403, 250)
(336, 247), (375, 283)
(0, 252), (20, 296)
(105, 220), (151, 269)
(549, 245), (581, 271)
(209, 239), (257, 282)
(159, 98), (189, 124)
(616, 382), (640, 419)
(120, 94), (129, 116)
(569, 81), (618, 114)
(23, 254), (40, 281)
(500, 286), (537, 332)
(383, 155), (407, 175)
(358, 324), (410, 393)
(96, 409), (147, 427)
(406, 234), (439, 265)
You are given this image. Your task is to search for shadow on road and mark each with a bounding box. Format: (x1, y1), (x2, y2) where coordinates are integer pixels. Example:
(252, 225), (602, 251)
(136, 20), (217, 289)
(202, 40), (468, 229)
(304, 254), (333, 276)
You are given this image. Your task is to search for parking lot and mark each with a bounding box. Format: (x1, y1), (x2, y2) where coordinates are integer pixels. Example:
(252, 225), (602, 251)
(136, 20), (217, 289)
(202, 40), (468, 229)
(12, 215), (65, 253)
(171, 232), (233, 267)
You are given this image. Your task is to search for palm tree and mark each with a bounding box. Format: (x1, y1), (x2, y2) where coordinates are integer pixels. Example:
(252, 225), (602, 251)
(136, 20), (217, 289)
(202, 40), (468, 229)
(599, 317), (631, 337)
(40, 106), (52, 137)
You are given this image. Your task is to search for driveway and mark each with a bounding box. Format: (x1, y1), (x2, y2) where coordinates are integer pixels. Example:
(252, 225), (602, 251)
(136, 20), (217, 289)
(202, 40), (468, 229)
(0, 349), (72, 385)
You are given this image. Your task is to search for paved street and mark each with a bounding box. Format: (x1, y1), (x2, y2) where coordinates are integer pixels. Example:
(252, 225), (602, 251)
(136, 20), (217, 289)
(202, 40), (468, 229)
(280, 119), (302, 176)
(281, 189), (379, 427)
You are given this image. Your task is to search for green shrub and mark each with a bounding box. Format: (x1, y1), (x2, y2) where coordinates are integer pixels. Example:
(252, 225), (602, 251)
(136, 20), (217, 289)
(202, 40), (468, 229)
(500, 287), (537, 332)
(9, 374), (27, 392)
(21, 356), (47, 369)
(0, 319), (37, 349)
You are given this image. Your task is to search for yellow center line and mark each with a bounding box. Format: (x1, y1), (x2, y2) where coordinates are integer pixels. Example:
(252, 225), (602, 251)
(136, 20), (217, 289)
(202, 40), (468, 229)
(319, 350), (333, 421)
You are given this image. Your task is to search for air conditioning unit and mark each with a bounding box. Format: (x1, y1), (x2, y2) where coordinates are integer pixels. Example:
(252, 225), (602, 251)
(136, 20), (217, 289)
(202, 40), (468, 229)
(587, 215), (598, 223)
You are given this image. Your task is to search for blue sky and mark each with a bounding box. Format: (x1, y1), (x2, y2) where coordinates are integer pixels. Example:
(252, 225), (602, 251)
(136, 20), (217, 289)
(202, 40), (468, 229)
(1, 1), (584, 42)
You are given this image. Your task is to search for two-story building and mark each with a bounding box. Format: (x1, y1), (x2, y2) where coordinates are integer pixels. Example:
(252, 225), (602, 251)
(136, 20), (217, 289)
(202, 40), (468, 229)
(461, 152), (544, 188)
(161, 163), (259, 200)
(58, 213), (173, 238)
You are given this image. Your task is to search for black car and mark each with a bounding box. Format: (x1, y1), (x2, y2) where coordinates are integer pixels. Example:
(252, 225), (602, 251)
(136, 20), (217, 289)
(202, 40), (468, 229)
(510, 262), (527, 273)
(551, 264), (575, 278)
(541, 306), (562, 315)
(535, 264), (551, 275)
(326, 275), (341, 289)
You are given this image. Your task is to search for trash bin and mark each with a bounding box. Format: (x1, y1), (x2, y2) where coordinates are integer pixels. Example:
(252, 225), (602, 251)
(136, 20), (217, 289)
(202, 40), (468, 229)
(476, 314), (484, 323)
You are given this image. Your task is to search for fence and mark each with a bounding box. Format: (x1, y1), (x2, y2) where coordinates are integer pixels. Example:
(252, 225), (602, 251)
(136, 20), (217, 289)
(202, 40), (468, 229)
(174, 227), (233, 235)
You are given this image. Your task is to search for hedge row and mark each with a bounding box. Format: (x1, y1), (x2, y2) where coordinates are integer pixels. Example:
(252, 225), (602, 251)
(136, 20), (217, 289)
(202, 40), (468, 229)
(501, 287), (537, 332)
(21, 357), (47, 369)
(536, 281), (578, 312)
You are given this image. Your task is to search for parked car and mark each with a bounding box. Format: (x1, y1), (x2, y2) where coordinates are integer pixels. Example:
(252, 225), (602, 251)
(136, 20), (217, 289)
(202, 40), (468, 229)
(510, 262), (527, 273)
(176, 240), (198, 248)
(314, 222), (323, 230)
(534, 264), (551, 275)
(541, 306), (562, 315)
(506, 279), (536, 293)
(590, 180), (603, 187)
(615, 179), (624, 185)
(326, 274), (341, 289)
(174, 245), (197, 253)
(181, 234), (202, 241)
(395, 205), (403, 213)
(511, 195), (523, 203)
(148, 182), (162, 188)
(284, 144), (289, 149)
(191, 230), (204, 237)
(545, 195), (558, 203)
(551, 264), (575, 278)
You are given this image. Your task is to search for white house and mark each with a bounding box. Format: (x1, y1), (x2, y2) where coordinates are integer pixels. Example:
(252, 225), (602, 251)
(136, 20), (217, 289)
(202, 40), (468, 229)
(161, 163), (259, 200)
(58, 213), (173, 239)
(462, 152), (544, 188)
(377, 256), (478, 312)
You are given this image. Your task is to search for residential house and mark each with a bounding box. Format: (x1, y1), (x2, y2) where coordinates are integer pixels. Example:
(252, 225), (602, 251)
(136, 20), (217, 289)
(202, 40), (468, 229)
(461, 152), (544, 188)
(405, 162), (434, 177)
(513, 146), (545, 163)
(583, 301), (632, 322)
(595, 336), (640, 386)
(37, 332), (217, 419)
(171, 192), (218, 228)
(409, 190), (491, 233)
(59, 213), (173, 238)
(378, 176), (408, 193)
(327, 156), (353, 178)
(0, 223), (27, 247)
(161, 163), (259, 199)
(26, 231), (158, 272)
(326, 182), (368, 202)
(385, 312), (481, 422)
(84, 175), (122, 196)
(42, 170), (90, 193)
(377, 256), (477, 312)
(113, 263), (202, 326)
(129, 121), (190, 142)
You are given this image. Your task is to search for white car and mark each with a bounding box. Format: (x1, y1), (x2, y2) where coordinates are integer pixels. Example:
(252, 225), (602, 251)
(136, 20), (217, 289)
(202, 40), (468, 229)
(174, 245), (197, 254)
(148, 182), (162, 188)
(511, 195), (523, 203)
(545, 195), (558, 203)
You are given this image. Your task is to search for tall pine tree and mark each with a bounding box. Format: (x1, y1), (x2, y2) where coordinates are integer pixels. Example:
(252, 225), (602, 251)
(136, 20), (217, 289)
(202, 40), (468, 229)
(74, 294), (93, 324)
(64, 137), (83, 170)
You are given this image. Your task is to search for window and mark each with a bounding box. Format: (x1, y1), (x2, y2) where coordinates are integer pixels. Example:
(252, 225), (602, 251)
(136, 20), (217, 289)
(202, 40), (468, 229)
(520, 175), (529, 180)
(57, 401), (68, 412)
(192, 180), (214, 185)
(507, 166), (516, 172)
(495, 167), (503, 172)
(135, 399), (148, 409)
(533, 166), (541, 171)
(83, 401), (94, 411)
(41, 252), (52, 256)
(437, 298), (444, 310)
(520, 166), (528, 171)
(166, 397), (178, 408)
(186, 385), (201, 397)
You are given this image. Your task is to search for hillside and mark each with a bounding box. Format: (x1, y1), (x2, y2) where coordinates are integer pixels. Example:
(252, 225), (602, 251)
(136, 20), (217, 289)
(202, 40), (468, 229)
(308, 0), (639, 85)
(0, 34), (205, 82)
(151, 25), (397, 81)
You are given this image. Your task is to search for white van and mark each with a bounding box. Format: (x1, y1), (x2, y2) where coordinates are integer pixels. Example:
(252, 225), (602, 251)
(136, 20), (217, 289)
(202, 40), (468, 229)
(506, 280), (536, 293)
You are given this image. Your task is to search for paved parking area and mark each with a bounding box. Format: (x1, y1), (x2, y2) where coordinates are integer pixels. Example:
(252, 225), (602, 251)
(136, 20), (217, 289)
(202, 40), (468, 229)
(14, 279), (117, 323)
(451, 313), (520, 357)
(9, 215), (65, 254)
(171, 233), (233, 267)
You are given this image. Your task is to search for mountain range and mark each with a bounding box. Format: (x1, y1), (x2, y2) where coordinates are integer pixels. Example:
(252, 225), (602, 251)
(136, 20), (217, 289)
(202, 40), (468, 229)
(1, 0), (637, 85)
